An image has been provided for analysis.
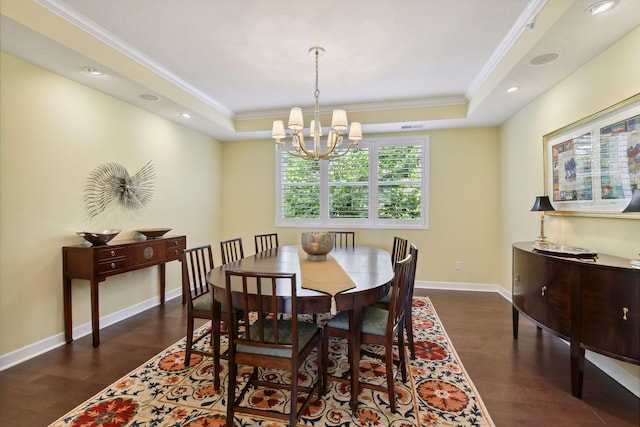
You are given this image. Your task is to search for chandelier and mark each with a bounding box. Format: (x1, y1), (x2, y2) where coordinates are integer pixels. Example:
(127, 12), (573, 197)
(272, 47), (362, 160)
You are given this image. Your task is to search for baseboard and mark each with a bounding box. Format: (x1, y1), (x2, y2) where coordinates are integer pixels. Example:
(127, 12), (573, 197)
(416, 280), (512, 301)
(0, 288), (182, 371)
(417, 280), (639, 398)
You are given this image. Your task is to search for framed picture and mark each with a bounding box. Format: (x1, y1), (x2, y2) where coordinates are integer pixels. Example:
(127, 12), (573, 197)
(543, 93), (640, 217)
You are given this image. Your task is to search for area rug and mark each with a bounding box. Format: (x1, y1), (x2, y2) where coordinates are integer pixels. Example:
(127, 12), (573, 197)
(50, 297), (494, 426)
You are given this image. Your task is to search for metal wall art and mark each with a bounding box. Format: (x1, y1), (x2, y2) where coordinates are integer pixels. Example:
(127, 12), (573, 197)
(84, 161), (156, 218)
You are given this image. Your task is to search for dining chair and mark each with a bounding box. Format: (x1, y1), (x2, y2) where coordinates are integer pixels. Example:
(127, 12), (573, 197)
(329, 231), (355, 248)
(254, 232), (279, 253)
(181, 245), (228, 389)
(323, 252), (413, 413)
(371, 243), (419, 359)
(224, 269), (326, 426)
(220, 237), (244, 264)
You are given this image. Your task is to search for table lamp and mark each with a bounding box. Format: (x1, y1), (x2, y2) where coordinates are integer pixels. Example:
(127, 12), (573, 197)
(531, 195), (555, 243)
(622, 188), (640, 213)
(622, 188), (640, 269)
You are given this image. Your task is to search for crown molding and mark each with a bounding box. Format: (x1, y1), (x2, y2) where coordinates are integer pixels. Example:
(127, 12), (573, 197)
(34, 0), (233, 117)
(466, 0), (548, 99)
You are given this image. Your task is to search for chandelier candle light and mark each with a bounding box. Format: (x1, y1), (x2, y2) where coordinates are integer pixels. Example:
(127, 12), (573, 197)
(272, 47), (362, 160)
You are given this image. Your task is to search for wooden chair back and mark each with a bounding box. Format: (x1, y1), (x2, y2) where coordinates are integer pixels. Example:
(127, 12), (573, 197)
(391, 236), (408, 269)
(220, 237), (244, 264)
(403, 243), (419, 358)
(254, 233), (279, 253)
(329, 231), (355, 248)
(182, 245), (214, 312)
(226, 270), (299, 355)
(387, 253), (414, 338)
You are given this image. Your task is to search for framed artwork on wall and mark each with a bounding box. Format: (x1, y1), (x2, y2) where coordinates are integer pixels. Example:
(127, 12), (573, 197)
(543, 93), (640, 217)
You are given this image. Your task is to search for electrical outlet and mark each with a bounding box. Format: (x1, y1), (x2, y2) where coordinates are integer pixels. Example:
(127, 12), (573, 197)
(455, 261), (463, 270)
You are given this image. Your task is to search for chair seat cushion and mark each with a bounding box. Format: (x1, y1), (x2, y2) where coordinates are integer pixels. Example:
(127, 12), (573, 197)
(192, 292), (235, 313)
(327, 307), (389, 336)
(238, 320), (320, 358)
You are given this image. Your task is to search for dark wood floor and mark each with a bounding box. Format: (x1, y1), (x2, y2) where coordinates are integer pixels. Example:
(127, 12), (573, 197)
(0, 290), (638, 426)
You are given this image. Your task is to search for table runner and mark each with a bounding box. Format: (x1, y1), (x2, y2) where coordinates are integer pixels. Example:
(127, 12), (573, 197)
(297, 246), (355, 314)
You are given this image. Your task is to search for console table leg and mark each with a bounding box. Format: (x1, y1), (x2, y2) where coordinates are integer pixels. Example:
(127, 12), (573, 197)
(512, 307), (519, 340)
(63, 276), (73, 343)
(90, 279), (100, 348)
(159, 263), (166, 304)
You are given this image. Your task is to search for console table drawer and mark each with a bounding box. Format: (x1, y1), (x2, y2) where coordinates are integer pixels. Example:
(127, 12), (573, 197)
(96, 247), (127, 261)
(166, 237), (186, 261)
(97, 258), (127, 274)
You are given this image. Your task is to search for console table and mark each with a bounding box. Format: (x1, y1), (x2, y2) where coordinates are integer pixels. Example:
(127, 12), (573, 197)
(512, 241), (639, 398)
(63, 235), (186, 347)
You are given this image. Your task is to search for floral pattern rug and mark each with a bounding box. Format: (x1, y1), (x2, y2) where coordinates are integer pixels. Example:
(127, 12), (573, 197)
(50, 297), (494, 427)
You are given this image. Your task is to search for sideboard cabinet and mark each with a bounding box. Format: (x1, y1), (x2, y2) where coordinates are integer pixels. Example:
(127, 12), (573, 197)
(512, 241), (639, 398)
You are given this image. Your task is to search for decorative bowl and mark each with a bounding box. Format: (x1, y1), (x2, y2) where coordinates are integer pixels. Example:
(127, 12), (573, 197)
(301, 232), (335, 261)
(136, 228), (172, 239)
(77, 229), (121, 246)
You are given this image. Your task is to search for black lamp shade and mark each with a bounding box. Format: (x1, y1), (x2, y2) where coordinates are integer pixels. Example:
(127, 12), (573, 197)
(622, 188), (640, 213)
(531, 195), (555, 212)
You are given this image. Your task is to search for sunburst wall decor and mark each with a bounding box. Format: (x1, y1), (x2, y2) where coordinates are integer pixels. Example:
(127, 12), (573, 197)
(84, 161), (156, 218)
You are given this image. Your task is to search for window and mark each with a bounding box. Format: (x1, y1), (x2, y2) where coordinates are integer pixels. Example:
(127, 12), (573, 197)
(276, 137), (428, 228)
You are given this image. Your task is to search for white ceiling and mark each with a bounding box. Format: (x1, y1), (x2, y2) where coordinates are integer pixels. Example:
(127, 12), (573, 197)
(1, 0), (639, 141)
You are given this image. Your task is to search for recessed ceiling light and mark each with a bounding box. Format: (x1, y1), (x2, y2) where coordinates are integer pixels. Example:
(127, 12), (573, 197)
(507, 86), (519, 94)
(139, 94), (161, 102)
(586, 0), (616, 15)
(180, 113), (191, 119)
(83, 67), (103, 76)
(529, 52), (560, 66)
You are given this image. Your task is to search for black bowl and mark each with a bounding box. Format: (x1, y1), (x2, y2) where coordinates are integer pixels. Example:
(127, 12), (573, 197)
(77, 229), (121, 246)
(136, 228), (172, 239)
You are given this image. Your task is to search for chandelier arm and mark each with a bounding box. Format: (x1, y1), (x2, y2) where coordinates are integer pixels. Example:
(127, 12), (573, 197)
(283, 146), (314, 160)
(314, 137), (356, 160)
(294, 132), (323, 160)
(322, 142), (358, 160)
(283, 139), (358, 160)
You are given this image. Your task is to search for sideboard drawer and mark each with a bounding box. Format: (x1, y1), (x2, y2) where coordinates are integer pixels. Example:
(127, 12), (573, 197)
(96, 246), (127, 262)
(513, 249), (572, 338)
(581, 269), (640, 361)
(97, 258), (127, 274)
(166, 236), (187, 261)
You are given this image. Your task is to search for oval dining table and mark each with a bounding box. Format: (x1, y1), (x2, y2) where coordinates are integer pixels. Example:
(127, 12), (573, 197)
(206, 244), (394, 412)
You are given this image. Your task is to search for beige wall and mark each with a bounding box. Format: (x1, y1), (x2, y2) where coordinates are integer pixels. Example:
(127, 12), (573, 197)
(221, 128), (501, 286)
(499, 27), (640, 385)
(0, 53), (223, 355)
